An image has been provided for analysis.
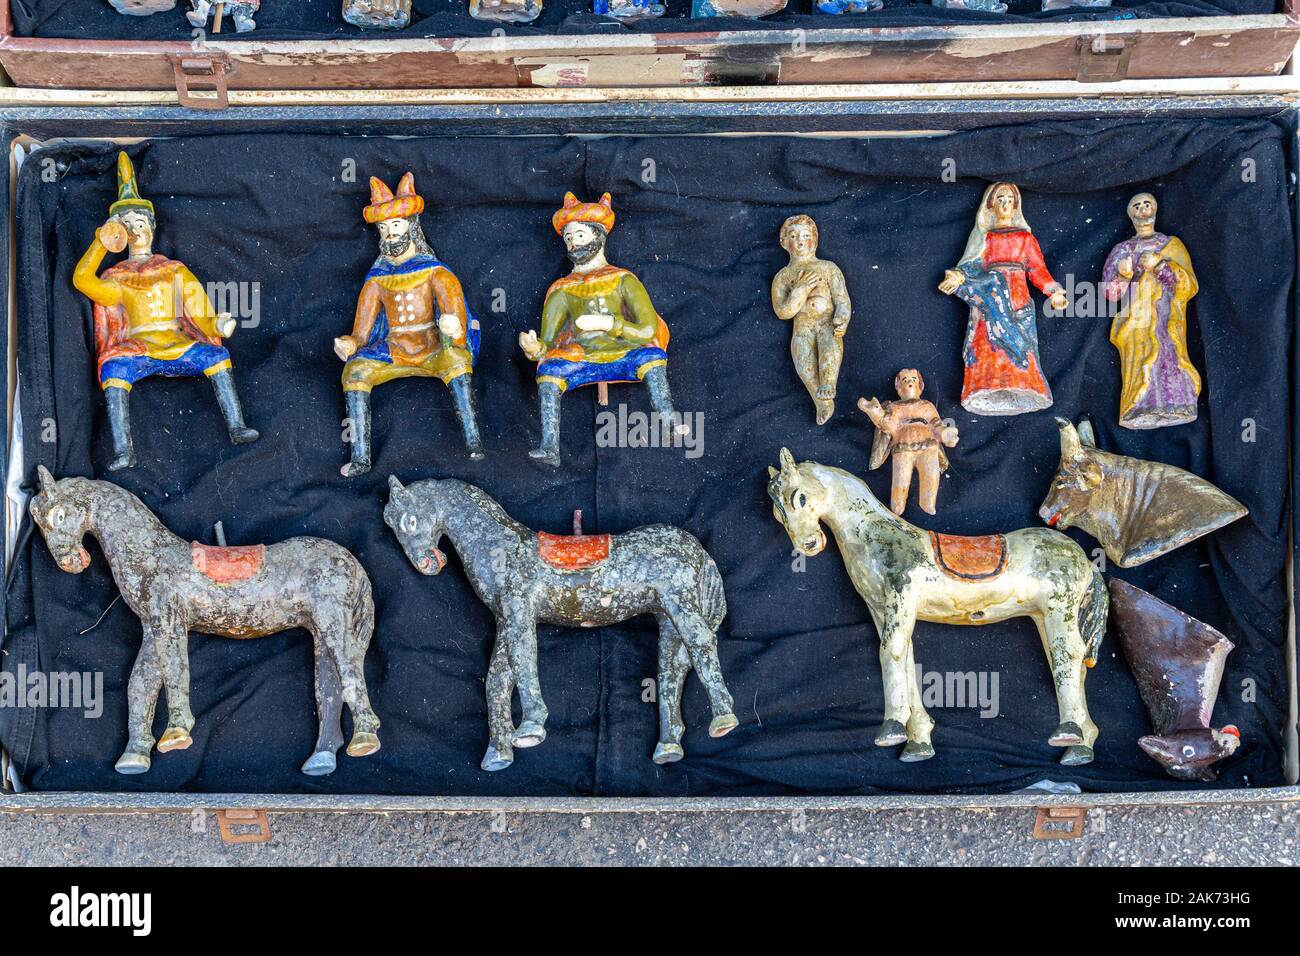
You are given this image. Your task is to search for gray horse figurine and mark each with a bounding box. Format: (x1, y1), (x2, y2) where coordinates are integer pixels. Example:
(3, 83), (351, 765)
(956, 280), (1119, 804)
(384, 476), (738, 771)
(28, 466), (381, 776)
(767, 448), (1107, 765)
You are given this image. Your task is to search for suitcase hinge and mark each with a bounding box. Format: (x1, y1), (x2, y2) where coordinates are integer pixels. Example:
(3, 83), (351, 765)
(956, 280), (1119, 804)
(1075, 35), (1132, 83)
(215, 808), (272, 844)
(167, 52), (232, 111)
(1031, 805), (1087, 839)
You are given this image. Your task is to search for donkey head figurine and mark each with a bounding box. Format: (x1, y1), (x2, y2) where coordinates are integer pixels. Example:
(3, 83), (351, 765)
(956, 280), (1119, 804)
(29, 466), (94, 574)
(767, 447), (829, 557)
(383, 475), (448, 575)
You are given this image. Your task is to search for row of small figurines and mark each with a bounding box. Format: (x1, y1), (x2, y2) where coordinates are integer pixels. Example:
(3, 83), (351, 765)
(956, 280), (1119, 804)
(28, 425), (1244, 782)
(106, 0), (1117, 34)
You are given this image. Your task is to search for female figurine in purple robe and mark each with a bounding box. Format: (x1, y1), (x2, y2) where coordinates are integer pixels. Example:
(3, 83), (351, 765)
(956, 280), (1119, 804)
(1102, 193), (1201, 430)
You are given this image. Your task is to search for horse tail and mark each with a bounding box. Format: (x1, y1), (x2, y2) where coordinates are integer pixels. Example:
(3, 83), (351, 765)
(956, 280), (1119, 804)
(348, 569), (376, 654)
(1078, 568), (1107, 668)
(698, 553), (727, 633)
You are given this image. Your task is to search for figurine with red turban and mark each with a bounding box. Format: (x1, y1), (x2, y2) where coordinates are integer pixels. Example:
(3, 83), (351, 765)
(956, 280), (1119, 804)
(518, 193), (680, 467)
(333, 171), (483, 476)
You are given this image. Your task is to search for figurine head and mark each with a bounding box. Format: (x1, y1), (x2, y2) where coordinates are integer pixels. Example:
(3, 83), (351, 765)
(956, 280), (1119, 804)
(767, 447), (829, 557)
(986, 182), (1021, 227)
(116, 209), (156, 258)
(1037, 418), (1104, 531)
(779, 215), (819, 259)
(365, 173), (433, 261)
(894, 368), (924, 401)
(1138, 726), (1239, 781)
(28, 466), (93, 575)
(109, 152), (156, 257)
(553, 193), (615, 268)
(1127, 192), (1158, 236)
(384, 476), (448, 576)
(561, 221), (608, 267)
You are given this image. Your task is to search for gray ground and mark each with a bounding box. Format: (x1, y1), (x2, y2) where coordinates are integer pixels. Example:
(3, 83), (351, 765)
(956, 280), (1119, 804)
(2, 801), (1296, 865)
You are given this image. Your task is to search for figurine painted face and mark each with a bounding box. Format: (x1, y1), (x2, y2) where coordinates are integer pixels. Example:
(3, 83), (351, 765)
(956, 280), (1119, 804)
(938, 181), (1067, 416)
(767, 447), (1105, 766)
(333, 171), (484, 477)
(858, 368), (959, 515)
(516, 192), (683, 467)
(29, 467), (381, 777)
(72, 152), (258, 471)
(771, 214), (851, 425)
(1102, 192), (1201, 430)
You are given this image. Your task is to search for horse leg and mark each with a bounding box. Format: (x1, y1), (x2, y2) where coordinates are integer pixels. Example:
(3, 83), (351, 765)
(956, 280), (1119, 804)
(1035, 614), (1095, 766)
(872, 600), (918, 750)
(501, 608), (548, 748)
(662, 601), (736, 738)
(301, 633), (346, 776)
(901, 641), (935, 761)
(652, 616), (691, 764)
(152, 616), (196, 753)
(482, 632), (517, 771)
(332, 629), (381, 758)
(115, 635), (163, 774)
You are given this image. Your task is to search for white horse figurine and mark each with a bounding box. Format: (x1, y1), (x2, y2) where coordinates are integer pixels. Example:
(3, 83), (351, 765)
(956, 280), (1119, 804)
(767, 448), (1107, 765)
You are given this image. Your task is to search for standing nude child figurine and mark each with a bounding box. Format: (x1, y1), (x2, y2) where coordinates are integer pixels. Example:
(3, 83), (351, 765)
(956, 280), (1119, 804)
(771, 215), (850, 425)
(858, 369), (959, 516)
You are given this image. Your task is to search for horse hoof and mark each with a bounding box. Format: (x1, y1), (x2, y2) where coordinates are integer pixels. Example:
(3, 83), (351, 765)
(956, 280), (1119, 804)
(528, 447), (561, 468)
(708, 714), (739, 738)
(653, 742), (685, 764)
(301, 751), (337, 776)
(481, 745), (514, 772)
(900, 741), (935, 762)
(346, 732), (381, 757)
(114, 753), (151, 774)
(1060, 745), (1094, 767)
(156, 728), (192, 752)
(874, 719), (908, 747)
(513, 722), (546, 748)
(1049, 722), (1085, 747)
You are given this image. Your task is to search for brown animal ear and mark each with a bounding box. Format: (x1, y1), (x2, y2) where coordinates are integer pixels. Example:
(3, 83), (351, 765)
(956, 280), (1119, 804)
(1081, 459), (1104, 489)
(36, 465), (56, 497)
(778, 447), (797, 476)
(767, 466), (779, 480)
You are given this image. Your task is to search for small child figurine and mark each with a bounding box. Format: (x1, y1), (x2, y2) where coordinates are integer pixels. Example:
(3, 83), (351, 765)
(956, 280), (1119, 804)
(858, 369), (959, 516)
(771, 214), (851, 426)
(187, 0), (259, 32)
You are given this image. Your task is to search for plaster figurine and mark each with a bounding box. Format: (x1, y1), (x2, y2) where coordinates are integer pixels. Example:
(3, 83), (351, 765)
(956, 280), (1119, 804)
(932, 0), (1008, 11)
(518, 193), (683, 467)
(816, 0), (882, 11)
(385, 477), (738, 771)
(343, 0), (412, 28)
(73, 152), (258, 472)
(334, 172), (483, 477)
(29, 467), (380, 777)
(1109, 580), (1240, 781)
(1042, 0), (1110, 9)
(768, 448), (1106, 765)
(939, 182), (1068, 415)
(593, 0), (665, 19)
(107, 0), (176, 14)
(187, 0), (259, 32)
(1039, 418), (1248, 568)
(1102, 193), (1201, 429)
(771, 215), (851, 426)
(470, 0), (541, 22)
(858, 368), (960, 516)
(691, 0), (788, 15)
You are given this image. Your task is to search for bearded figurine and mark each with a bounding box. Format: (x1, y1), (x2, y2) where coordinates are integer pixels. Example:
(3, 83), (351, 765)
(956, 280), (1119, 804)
(518, 193), (680, 467)
(73, 152), (258, 471)
(334, 172), (483, 477)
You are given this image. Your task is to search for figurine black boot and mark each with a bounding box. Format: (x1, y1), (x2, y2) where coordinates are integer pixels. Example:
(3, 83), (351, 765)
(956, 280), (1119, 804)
(644, 365), (690, 438)
(209, 370), (260, 445)
(529, 382), (562, 468)
(449, 374), (485, 461)
(343, 389), (371, 478)
(103, 386), (136, 471)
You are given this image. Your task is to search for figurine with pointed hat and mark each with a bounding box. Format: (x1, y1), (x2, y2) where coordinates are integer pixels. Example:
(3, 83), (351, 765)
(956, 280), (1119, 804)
(518, 192), (683, 467)
(73, 152), (258, 471)
(333, 171), (484, 476)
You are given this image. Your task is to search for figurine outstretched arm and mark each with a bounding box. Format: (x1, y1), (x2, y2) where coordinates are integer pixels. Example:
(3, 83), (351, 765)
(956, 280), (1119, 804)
(615, 274), (660, 345)
(431, 267), (470, 343)
(338, 281), (382, 360)
(72, 236), (121, 308)
(178, 266), (231, 338)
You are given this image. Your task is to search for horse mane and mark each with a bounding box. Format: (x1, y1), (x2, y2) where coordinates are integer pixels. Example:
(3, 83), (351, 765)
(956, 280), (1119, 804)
(427, 479), (532, 540)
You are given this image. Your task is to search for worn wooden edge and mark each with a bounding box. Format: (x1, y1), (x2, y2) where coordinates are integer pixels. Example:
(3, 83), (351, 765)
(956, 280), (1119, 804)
(0, 76), (1295, 107)
(0, 785), (1297, 814)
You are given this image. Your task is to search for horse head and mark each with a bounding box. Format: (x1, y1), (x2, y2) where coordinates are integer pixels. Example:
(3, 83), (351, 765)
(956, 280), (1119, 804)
(1038, 418), (1104, 530)
(384, 475), (448, 575)
(766, 447), (828, 557)
(29, 465), (93, 574)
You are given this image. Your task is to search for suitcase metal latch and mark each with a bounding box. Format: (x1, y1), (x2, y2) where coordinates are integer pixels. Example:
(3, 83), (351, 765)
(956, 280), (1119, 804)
(215, 808), (272, 844)
(167, 53), (232, 111)
(1075, 35), (1132, 83)
(1031, 805), (1087, 839)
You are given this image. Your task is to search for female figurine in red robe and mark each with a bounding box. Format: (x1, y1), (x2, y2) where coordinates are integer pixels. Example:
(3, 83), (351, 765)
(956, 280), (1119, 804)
(938, 182), (1068, 416)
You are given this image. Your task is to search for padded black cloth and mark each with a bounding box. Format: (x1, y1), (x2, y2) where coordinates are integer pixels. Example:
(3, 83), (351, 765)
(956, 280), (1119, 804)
(10, 0), (1282, 40)
(2, 118), (1292, 795)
